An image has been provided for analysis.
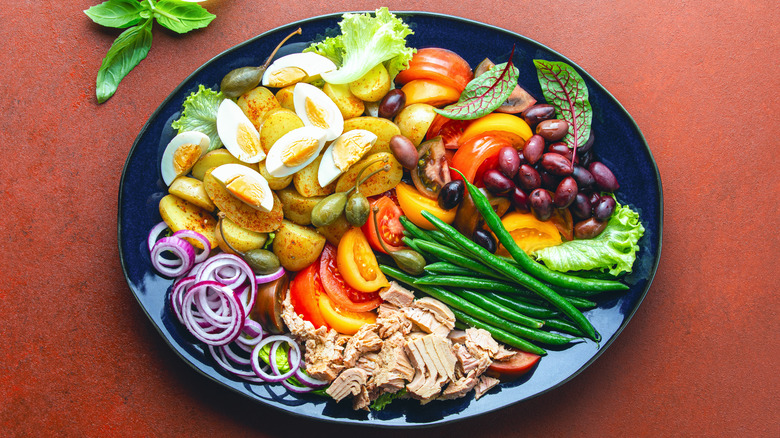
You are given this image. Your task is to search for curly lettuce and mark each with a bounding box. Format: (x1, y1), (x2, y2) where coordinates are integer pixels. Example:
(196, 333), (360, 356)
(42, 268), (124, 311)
(534, 202), (645, 276)
(171, 85), (225, 151)
(306, 7), (415, 84)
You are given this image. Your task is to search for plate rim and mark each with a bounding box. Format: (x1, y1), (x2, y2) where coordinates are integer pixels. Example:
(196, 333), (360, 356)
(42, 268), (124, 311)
(117, 10), (663, 428)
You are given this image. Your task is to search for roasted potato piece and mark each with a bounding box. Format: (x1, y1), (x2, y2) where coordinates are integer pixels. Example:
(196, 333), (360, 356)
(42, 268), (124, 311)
(275, 85), (296, 111)
(293, 154), (337, 197)
(323, 83), (365, 119)
(343, 116), (401, 155)
(335, 152), (403, 197)
(394, 103), (437, 146)
(349, 63), (391, 102)
(315, 213), (351, 246)
(272, 220), (326, 271)
(203, 169), (283, 233)
(257, 160), (292, 190)
(237, 86), (280, 130)
(276, 186), (324, 226)
(158, 194), (218, 250)
(168, 176), (216, 211)
(259, 108), (304, 153)
(191, 149), (258, 181)
(215, 216), (268, 254)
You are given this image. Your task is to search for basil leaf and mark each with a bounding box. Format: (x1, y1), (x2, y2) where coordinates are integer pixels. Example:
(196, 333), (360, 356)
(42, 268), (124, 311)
(95, 19), (153, 103)
(435, 61), (519, 120)
(533, 59), (592, 150)
(153, 0), (216, 34)
(84, 0), (145, 28)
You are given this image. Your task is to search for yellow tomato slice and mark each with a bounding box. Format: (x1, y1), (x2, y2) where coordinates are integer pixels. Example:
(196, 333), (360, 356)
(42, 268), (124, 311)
(317, 294), (376, 335)
(396, 183), (456, 230)
(336, 227), (389, 292)
(459, 113), (533, 148)
(497, 211), (562, 256)
(400, 79), (461, 107)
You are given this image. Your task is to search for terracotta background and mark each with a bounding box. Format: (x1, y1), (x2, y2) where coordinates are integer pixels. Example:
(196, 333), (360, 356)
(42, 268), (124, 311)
(1, 0), (778, 436)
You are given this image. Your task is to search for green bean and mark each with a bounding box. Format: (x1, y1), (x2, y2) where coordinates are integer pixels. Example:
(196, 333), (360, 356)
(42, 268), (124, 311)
(401, 236), (426, 255)
(414, 275), (536, 299)
(381, 265), (571, 349)
(423, 262), (476, 277)
(564, 296), (597, 309)
(451, 168), (628, 293)
(543, 318), (585, 337)
(451, 288), (544, 329)
(398, 216), (436, 243)
(420, 209), (600, 341)
(427, 230), (461, 249)
(483, 292), (560, 319)
(449, 308), (546, 356)
(412, 239), (513, 282)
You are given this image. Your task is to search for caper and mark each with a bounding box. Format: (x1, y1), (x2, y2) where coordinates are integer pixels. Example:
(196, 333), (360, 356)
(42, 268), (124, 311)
(219, 28), (302, 98)
(311, 192), (347, 227)
(243, 249), (281, 275)
(345, 192), (370, 226)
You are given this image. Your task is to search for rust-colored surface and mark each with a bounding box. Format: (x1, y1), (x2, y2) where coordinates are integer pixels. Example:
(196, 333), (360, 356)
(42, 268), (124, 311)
(1, 1), (778, 436)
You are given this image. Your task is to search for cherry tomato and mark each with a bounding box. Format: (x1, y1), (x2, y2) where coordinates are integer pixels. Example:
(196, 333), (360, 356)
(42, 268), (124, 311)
(426, 114), (471, 149)
(336, 227), (389, 292)
(488, 349), (541, 379)
(319, 244), (382, 312)
(362, 196), (406, 254)
(288, 262), (328, 329)
(395, 48), (473, 92)
(450, 134), (513, 185)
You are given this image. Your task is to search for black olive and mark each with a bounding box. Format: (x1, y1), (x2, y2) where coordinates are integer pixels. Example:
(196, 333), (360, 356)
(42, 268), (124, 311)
(473, 229), (497, 253)
(438, 180), (465, 210)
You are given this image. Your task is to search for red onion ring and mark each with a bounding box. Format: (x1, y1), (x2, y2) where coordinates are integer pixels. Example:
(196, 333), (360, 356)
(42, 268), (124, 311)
(170, 276), (197, 324)
(148, 221), (170, 253)
(151, 236), (195, 277)
(172, 229), (211, 263)
(181, 282), (245, 346)
(251, 336), (301, 383)
(208, 345), (266, 383)
(255, 267), (286, 285)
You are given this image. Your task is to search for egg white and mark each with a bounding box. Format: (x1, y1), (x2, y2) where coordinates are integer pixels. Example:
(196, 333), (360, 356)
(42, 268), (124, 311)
(216, 99), (266, 163)
(264, 126), (328, 178)
(293, 83), (344, 141)
(318, 130), (378, 187)
(210, 163), (274, 212)
(261, 52), (337, 87)
(160, 131), (210, 186)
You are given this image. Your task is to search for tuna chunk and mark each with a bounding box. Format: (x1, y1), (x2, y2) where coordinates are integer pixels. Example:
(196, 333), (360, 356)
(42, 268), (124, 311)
(380, 282), (415, 307)
(439, 371), (479, 400)
(465, 328), (500, 358)
(454, 344), (492, 375)
(405, 334), (456, 402)
(326, 368), (370, 402)
(376, 303), (413, 338)
(281, 294), (344, 381)
(342, 324), (383, 368)
(474, 375), (500, 400)
(403, 297), (456, 336)
(372, 332), (415, 393)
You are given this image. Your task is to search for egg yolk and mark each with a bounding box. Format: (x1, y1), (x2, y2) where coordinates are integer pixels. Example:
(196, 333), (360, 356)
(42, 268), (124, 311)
(224, 174), (266, 208)
(305, 97), (330, 130)
(333, 134), (372, 171)
(267, 67), (307, 88)
(281, 137), (320, 167)
(172, 143), (201, 175)
(236, 123), (261, 157)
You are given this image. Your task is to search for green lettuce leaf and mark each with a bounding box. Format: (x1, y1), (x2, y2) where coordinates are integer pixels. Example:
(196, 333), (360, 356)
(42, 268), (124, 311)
(305, 7), (415, 84)
(534, 202), (645, 276)
(171, 85), (224, 151)
(370, 389), (407, 410)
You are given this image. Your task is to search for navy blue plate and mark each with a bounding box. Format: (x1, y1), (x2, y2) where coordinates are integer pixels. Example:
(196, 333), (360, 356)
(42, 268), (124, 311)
(118, 12), (662, 427)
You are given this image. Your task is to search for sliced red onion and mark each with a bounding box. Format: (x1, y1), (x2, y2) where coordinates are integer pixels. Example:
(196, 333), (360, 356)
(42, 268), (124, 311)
(172, 229), (211, 263)
(148, 221), (170, 253)
(151, 236), (195, 277)
(255, 267), (286, 285)
(281, 379), (315, 393)
(236, 319), (264, 347)
(251, 336), (300, 383)
(170, 276), (197, 324)
(286, 344), (327, 388)
(181, 282), (245, 346)
(208, 345), (266, 383)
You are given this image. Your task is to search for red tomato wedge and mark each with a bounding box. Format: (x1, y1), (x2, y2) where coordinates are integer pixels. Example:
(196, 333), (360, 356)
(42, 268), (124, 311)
(319, 243), (382, 312)
(488, 349), (541, 379)
(289, 262), (328, 329)
(362, 196), (406, 254)
(426, 114), (472, 149)
(395, 48), (473, 93)
(450, 134), (513, 184)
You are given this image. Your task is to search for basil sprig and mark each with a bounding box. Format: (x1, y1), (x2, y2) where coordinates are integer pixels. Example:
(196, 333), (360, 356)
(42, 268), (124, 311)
(85, 0), (216, 103)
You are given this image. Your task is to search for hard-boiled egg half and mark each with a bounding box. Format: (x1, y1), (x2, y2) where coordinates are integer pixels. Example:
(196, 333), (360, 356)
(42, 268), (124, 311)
(262, 52), (337, 88)
(210, 163), (274, 212)
(293, 83), (344, 141)
(265, 126), (328, 178)
(160, 131), (210, 186)
(318, 129), (378, 186)
(216, 99), (266, 163)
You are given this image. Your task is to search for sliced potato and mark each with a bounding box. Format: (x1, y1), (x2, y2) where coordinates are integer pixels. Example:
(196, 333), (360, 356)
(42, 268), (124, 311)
(335, 152), (403, 197)
(168, 176), (216, 211)
(203, 169), (283, 233)
(349, 63), (391, 102)
(276, 186), (324, 226)
(293, 154), (337, 197)
(315, 213), (351, 246)
(323, 83), (365, 119)
(215, 216), (267, 254)
(343, 116), (400, 155)
(394, 103), (437, 146)
(191, 149), (257, 181)
(158, 194), (218, 250)
(237, 86), (280, 130)
(272, 220), (326, 271)
(259, 108), (304, 153)
(257, 160), (292, 190)
(275, 85), (296, 111)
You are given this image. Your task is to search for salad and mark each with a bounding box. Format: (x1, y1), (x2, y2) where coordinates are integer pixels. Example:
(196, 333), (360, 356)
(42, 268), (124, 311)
(147, 8), (645, 411)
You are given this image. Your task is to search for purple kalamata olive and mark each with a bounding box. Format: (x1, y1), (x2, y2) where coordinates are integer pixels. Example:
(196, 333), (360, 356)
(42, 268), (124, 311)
(523, 134), (545, 165)
(529, 189), (553, 221)
(570, 193), (593, 220)
(389, 135), (418, 170)
(511, 187), (530, 212)
(548, 142), (575, 162)
(536, 119), (569, 141)
(593, 195), (617, 221)
(571, 165), (595, 189)
(520, 104), (556, 127)
(498, 146), (520, 179)
(578, 132), (595, 154)
(574, 217), (608, 239)
(483, 169), (515, 195)
(589, 161), (620, 192)
(516, 164), (541, 192)
(554, 177), (578, 209)
(540, 153), (574, 176)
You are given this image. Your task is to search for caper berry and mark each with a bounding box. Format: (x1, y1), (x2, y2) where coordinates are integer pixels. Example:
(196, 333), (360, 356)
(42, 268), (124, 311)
(311, 192), (347, 227)
(345, 193), (370, 226)
(244, 249), (281, 275)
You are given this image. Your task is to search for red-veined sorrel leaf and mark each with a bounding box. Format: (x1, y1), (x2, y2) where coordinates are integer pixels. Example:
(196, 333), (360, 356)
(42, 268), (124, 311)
(533, 59), (592, 150)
